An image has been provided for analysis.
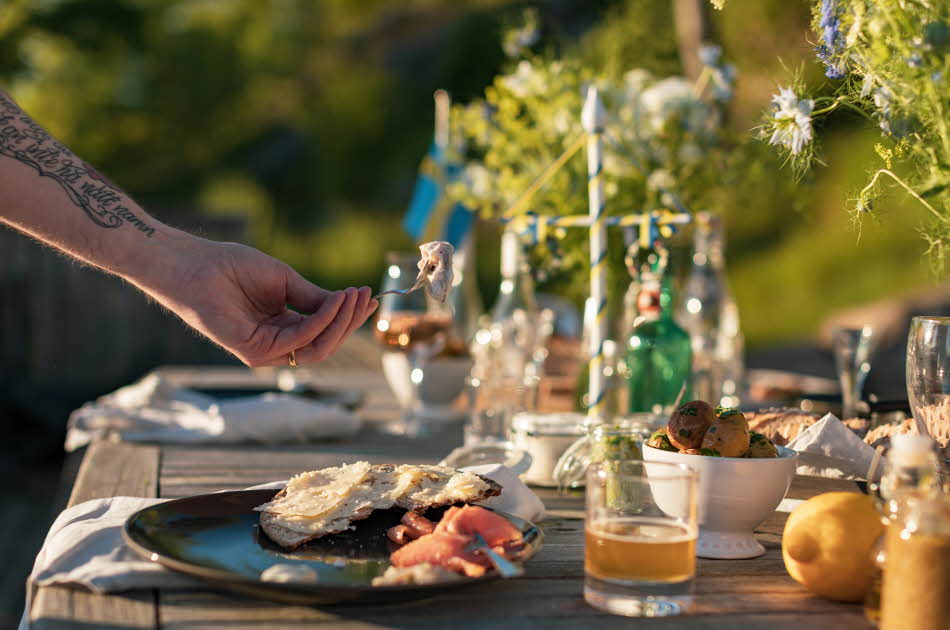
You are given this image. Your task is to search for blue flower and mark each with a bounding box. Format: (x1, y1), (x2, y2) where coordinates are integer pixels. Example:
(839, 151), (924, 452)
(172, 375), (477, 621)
(816, 44), (847, 79)
(819, 0), (840, 47)
(816, 0), (847, 78)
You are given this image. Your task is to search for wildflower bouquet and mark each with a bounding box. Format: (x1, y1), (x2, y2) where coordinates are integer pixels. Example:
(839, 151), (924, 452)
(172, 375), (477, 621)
(449, 14), (735, 285)
(761, 0), (950, 272)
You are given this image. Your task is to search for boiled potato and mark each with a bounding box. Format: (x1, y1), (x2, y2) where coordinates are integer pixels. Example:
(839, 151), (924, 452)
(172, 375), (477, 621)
(667, 400), (717, 450)
(647, 427), (677, 452)
(700, 415), (750, 457)
(744, 431), (779, 458)
(716, 407), (749, 429)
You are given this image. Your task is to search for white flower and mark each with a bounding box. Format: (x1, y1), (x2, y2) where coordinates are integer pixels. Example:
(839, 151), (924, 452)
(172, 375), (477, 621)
(640, 77), (712, 135)
(500, 61), (545, 99)
(770, 86), (800, 112)
(463, 164), (493, 198)
(502, 8), (540, 58)
(647, 169), (675, 191)
(768, 87), (814, 154)
(552, 109), (572, 135)
(623, 69), (653, 92)
(678, 142), (703, 164)
(872, 85), (892, 113)
(641, 77), (694, 114)
(603, 151), (632, 177)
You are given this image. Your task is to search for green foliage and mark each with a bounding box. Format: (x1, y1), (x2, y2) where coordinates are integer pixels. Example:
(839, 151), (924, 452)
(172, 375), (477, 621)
(764, 0), (950, 275)
(448, 7), (735, 304)
(1, 0), (942, 350)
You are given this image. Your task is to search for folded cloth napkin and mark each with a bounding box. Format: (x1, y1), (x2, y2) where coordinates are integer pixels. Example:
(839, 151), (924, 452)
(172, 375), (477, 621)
(460, 463), (546, 522)
(20, 463), (545, 629)
(65, 374), (361, 451)
(786, 413), (878, 480)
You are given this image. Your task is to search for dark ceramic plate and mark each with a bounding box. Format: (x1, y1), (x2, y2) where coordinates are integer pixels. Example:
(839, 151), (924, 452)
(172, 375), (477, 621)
(123, 489), (543, 605)
(190, 386), (364, 411)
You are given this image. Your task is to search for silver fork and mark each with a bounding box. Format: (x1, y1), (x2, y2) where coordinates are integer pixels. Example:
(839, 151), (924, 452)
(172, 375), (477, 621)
(372, 264), (430, 301)
(466, 532), (523, 578)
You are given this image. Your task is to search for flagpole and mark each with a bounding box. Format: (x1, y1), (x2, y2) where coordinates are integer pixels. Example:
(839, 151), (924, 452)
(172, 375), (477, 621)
(434, 89), (450, 153)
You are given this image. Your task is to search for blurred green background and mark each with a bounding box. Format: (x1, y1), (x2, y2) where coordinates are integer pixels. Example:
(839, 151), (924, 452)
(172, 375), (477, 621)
(0, 0), (940, 349)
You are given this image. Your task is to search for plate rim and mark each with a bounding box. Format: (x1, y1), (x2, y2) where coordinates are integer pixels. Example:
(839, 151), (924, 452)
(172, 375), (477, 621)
(122, 488), (543, 596)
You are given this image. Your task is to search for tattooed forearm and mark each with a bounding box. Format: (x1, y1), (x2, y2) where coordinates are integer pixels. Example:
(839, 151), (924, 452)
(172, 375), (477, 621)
(0, 93), (154, 237)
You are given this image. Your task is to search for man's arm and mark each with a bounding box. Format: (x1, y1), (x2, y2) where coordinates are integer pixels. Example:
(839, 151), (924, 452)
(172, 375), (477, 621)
(0, 90), (376, 366)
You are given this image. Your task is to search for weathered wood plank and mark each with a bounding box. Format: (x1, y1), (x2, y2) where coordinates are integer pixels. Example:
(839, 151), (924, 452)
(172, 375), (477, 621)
(68, 441), (160, 505)
(158, 576), (865, 629)
(30, 589), (156, 630)
(30, 442), (160, 630)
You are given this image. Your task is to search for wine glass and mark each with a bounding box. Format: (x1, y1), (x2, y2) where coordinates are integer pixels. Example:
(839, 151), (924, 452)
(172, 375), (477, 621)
(832, 325), (874, 419)
(906, 316), (950, 440)
(375, 253), (453, 436)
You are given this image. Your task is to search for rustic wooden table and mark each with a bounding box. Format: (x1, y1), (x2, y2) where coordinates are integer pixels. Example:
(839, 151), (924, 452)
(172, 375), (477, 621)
(26, 335), (873, 629)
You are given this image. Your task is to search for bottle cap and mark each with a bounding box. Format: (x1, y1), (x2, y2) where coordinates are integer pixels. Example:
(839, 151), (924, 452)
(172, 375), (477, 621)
(889, 434), (937, 466)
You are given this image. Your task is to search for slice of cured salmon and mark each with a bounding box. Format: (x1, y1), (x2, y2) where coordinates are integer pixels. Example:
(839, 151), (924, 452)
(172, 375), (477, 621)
(390, 530), (491, 577)
(435, 505), (523, 548)
(389, 505), (524, 577)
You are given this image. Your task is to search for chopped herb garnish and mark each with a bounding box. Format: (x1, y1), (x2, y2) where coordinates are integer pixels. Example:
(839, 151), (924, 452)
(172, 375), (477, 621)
(678, 406), (698, 416)
(699, 448), (721, 457)
(718, 408), (742, 419)
(678, 428), (689, 438)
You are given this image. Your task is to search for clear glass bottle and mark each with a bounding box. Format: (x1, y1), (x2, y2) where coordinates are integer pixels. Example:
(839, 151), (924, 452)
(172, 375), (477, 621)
(470, 229), (538, 381)
(489, 227), (539, 381)
(625, 263), (692, 415)
(864, 434), (944, 625)
(447, 236), (484, 345)
(879, 493), (950, 630)
(679, 212), (744, 407)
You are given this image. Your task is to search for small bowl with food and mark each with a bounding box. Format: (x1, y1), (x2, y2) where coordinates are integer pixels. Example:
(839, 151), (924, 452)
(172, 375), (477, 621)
(642, 400), (798, 559)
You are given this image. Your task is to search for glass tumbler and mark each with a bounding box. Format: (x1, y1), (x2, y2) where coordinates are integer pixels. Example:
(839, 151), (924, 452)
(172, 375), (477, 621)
(585, 460), (698, 617)
(832, 325), (874, 419)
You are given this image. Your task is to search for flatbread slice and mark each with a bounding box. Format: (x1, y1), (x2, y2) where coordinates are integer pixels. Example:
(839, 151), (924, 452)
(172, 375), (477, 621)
(258, 463), (501, 550)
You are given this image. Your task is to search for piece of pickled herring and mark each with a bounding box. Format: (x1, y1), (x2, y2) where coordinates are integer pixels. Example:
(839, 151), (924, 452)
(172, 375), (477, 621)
(417, 241), (455, 302)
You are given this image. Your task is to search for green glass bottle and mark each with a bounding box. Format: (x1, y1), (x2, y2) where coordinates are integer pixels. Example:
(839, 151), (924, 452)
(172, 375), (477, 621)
(625, 269), (692, 414)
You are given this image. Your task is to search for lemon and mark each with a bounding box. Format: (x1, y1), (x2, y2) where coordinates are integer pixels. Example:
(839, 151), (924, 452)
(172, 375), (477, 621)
(782, 492), (884, 602)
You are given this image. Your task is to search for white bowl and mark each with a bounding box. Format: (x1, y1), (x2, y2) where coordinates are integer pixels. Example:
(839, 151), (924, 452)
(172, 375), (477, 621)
(643, 444), (799, 559)
(381, 352), (473, 421)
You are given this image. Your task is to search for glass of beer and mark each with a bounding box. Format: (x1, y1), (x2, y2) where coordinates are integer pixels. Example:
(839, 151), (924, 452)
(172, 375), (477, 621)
(585, 460), (698, 617)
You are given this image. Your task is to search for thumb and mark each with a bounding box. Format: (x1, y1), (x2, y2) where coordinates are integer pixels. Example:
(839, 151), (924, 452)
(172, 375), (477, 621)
(285, 267), (332, 313)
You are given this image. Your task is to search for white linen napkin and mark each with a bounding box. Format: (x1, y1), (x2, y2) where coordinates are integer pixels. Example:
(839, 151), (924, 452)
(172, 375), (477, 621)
(460, 463), (546, 522)
(20, 464), (545, 629)
(65, 374), (361, 451)
(785, 413), (878, 480)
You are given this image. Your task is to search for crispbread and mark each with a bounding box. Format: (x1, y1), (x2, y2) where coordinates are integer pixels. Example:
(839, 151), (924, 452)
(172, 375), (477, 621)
(745, 408), (820, 446)
(258, 463), (502, 550)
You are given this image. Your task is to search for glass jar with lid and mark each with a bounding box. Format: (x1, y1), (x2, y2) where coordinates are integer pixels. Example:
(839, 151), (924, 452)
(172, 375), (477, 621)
(510, 412), (587, 487)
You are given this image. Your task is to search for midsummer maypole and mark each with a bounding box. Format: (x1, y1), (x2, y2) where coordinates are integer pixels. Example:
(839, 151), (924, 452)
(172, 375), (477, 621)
(581, 86), (608, 421)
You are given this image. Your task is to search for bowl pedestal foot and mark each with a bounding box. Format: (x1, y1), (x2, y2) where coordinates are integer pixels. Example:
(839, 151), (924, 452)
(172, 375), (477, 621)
(696, 530), (765, 559)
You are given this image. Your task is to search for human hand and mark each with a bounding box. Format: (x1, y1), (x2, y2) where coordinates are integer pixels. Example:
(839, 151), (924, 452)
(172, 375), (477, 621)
(138, 237), (377, 367)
